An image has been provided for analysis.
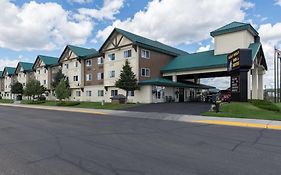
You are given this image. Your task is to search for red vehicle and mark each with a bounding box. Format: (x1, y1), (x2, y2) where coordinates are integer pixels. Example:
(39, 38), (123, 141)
(219, 90), (231, 102)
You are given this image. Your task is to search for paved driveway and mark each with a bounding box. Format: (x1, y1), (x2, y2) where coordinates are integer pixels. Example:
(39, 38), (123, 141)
(124, 102), (212, 115)
(0, 106), (281, 175)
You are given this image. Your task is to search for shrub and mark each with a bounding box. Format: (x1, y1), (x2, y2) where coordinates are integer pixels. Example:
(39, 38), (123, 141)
(56, 101), (80, 106)
(22, 100), (46, 105)
(249, 100), (280, 112)
(0, 99), (14, 103)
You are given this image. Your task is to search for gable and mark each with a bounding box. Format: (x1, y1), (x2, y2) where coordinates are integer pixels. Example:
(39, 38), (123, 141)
(61, 48), (78, 62)
(33, 58), (45, 69)
(15, 64), (22, 74)
(102, 32), (133, 51)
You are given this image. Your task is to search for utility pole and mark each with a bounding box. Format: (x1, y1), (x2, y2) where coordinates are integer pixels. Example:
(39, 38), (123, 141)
(274, 47), (276, 103)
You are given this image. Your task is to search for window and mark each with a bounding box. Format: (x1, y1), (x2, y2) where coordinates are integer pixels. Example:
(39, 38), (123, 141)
(111, 90), (118, 96)
(73, 75), (79, 82)
(97, 72), (104, 80)
(44, 69), (47, 73)
(108, 53), (115, 61)
(86, 60), (92, 67)
(124, 50), (132, 58)
(141, 68), (150, 77)
(141, 49), (150, 59)
(98, 57), (104, 64)
(43, 80), (47, 85)
(75, 61), (78, 67)
(37, 70), (40, 74)
(109, 71), (115, 78)
(98, 90), (104, 97)
(23, 83), (25, 87)
(86, 91), (92, 97)
(76, 91), (81, 97)
(64, 64), (69, 69)
(128, 90), (134, 96)
(86, 74), (92, 81)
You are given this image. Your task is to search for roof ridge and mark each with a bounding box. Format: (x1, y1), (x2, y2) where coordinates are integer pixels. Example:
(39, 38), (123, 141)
(115, 28), (187, 55)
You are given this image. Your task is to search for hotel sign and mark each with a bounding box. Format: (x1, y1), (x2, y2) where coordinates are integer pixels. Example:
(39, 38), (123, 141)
(227, 49), (240, 72)
(227, 49), (252, 102)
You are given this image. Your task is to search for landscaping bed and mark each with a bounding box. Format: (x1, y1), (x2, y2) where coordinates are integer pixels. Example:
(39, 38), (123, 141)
(0, 99), (14, 103)
(19, 100), (140, 110)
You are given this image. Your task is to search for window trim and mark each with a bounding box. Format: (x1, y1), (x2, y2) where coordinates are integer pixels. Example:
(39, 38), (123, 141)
(86, 90), (92, 97)
(86, 59), (92, 67)
(141, 68), (150, 77)
(109, 70), (115, 78)
(98, 90), (104, 97)
(124, 49), (132, 58)
(73, 75), (79, 82)
(141, 49), (150, 59)
(98, 57), (104, 65)
(108, 53), (116, 61)
(111, 90), (118, 97)
(97, 72), (104, 80)
(86, 74), (92, 81)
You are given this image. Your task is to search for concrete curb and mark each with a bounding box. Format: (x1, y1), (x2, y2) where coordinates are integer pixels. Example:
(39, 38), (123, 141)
(1, 103), (281, 131)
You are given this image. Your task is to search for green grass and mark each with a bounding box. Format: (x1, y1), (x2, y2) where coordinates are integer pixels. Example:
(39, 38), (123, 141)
(203, 102), (281, 121)
(0, 99), (14, 103)
(20, 100), (140, 110)
(249, 100), (280, 112)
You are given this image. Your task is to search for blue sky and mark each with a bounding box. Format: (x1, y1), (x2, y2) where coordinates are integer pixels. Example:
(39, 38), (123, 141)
(0, 0), (281, 89)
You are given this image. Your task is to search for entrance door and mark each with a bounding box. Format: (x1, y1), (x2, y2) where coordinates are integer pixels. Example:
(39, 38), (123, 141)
(179, 88), (184, 102)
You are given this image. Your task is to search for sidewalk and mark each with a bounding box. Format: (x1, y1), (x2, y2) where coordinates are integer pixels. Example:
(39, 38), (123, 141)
(1, 103), (281, 131)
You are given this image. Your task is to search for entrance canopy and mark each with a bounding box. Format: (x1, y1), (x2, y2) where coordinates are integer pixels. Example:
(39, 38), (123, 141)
(161, 42), (267, 80)
(139, 77), (215, 89)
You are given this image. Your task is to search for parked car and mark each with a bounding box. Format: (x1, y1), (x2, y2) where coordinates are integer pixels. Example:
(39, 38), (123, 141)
(219, 90), (231, 102)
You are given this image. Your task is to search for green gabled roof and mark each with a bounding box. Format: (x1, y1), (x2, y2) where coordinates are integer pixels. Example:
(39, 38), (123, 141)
(210, 21), (258, 37)
(4, 67), (16, 76)
(33, 55), (59, 69)
(67, 45), (99, 58)
(139, 78), (192, 87)
(161, 42), (264, 73)
(18, 62), (33, 72)
(249, 42), (267, 70)
(100, 28), (188, 56)
(249, 42), (261, 60)
(161, 50), (227, 73)
(38, 55), (59, 66)
(139, 77), (215, 89)
(0, 71), (3, 78)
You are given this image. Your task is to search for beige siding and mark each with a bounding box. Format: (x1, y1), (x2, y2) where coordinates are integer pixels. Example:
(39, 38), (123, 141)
(214, 30), (255, 55)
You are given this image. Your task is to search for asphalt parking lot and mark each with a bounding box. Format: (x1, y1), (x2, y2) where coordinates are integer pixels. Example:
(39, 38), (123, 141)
(0, 105), (280, 175)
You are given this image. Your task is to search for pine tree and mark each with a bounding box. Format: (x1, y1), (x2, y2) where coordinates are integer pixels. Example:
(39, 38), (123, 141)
(51, 69), (65, 89)
(24, 79), (45, 100)
(11, 82), (23, 95)
(115, 60), (138, 101)
(55, 79), (71, 101)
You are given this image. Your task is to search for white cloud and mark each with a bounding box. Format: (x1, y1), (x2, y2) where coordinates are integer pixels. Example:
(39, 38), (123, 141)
(197, 45), (210, 52)
(96, 0), (252, 46)
(68, 0), (94, 4)
(258, 23), (281, 88)
(0, 0), (94, 51)
(275, 0), (281, 6)
(76, 0), (125, 21)
(201, 77), (230, 90)
(0, 56), (30, 71)
(241, 1), (255, 9)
